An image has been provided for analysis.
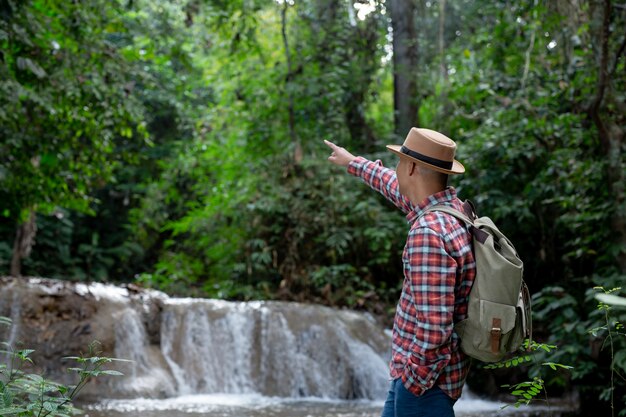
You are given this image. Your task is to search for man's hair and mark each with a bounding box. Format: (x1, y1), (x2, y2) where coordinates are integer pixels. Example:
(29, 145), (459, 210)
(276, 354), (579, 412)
(416, 164), (449, 189)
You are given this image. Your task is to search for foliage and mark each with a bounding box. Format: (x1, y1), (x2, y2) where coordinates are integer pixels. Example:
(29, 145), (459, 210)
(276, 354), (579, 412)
(440, 1), (619, 291)
(237, 156), (406, 308)
(484, 339), (573, 410)
(0, 0), (148, 222)
(589, 286), (626, 416)
(0, 318), (125, 416)
(483, 282), (626, 414)
(502, 377), (546, 409)
(128, 0), (395, 305)
(3, 0), (621, 297)
(531, 280), (626, 415)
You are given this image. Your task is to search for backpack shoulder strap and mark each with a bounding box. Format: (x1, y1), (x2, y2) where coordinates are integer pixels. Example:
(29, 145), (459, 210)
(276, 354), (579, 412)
(423, 200), (476, 225)
(424, 200), (491, 244)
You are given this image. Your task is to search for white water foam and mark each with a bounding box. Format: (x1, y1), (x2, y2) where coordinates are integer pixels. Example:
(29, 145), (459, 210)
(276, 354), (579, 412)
(87, 392), (525, 416)
(113, 307), (175, 396)
(89, 393), (284, 413)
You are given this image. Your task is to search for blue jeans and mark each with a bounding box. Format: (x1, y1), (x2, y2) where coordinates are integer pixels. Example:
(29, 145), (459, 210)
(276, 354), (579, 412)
(380, 378), (456, 417)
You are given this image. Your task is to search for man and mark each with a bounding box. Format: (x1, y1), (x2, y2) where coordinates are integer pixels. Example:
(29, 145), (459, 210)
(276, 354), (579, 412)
(324, 128), (476, 417)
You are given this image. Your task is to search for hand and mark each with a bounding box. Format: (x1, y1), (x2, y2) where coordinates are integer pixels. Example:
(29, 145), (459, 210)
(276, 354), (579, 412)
(324, 139), (356, 167)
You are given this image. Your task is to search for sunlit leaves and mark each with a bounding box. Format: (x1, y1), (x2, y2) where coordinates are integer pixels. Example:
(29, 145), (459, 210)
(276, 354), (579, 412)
(0, 0), (148, 223)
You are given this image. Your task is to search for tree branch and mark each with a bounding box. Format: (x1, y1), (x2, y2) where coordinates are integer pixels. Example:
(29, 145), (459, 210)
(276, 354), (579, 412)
(521, 29), (536, 92)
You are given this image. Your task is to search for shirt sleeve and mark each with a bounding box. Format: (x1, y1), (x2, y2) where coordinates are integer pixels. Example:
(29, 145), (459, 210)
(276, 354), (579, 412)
(347, 156), (413, 214)
(402, 226), (457, 396)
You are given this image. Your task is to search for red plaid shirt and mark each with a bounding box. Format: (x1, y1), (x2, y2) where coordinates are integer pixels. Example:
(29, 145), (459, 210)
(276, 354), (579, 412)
(348, 156), (475, 400)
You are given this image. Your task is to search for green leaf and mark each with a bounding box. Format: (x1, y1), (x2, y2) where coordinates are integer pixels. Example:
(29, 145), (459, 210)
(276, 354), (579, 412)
(25, 374), (44, 383)
(3, 389), (13, 407)
(0, 407), (28, 415)
(100, 370), (124, 376)
(17, 349), (35, 358)
(43, 401), (57, 412)
(595, 293), (626, 307)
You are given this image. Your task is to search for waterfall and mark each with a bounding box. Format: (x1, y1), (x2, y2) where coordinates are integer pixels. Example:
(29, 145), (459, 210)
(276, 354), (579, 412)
(158, 299), (390, 399)
(112, 307), (176, 397)
(0, 277), (390, 400)
(0, 289), (22, 363)
(6, 290), (21, 350)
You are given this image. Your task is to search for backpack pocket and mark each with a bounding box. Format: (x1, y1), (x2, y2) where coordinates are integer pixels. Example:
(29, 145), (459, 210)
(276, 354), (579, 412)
(479, 299), (517, 353)
(455, 299), (519, 362)
(480, 300), (516, 332)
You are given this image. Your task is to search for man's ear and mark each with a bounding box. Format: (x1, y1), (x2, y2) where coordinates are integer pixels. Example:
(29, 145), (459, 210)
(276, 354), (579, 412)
(409, 162), (417, 176)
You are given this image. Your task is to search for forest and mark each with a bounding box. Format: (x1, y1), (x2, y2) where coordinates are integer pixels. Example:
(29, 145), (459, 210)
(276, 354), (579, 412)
(1, 0), (625, 415)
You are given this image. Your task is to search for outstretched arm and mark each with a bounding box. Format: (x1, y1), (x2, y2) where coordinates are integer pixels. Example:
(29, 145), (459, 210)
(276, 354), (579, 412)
(323, 140), (413, 214)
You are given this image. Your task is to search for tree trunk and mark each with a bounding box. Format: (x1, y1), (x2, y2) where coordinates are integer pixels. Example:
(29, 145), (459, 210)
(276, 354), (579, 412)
(10, 210), (37, 277)
(388, 0), (419, 136)
(438, 0), (447, 84)
(343, 9), (380, 152)
(281, 2), (302, 165)
(437, 0), (452, 121)
(588, 0), (626, 273)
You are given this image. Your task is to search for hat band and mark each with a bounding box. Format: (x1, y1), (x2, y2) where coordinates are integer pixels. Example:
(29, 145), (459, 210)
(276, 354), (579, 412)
(400, 146), (453, 170)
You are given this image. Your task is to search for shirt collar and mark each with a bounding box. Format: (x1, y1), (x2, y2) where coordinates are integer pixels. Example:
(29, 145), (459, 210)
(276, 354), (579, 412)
(406, 187), (457, 224)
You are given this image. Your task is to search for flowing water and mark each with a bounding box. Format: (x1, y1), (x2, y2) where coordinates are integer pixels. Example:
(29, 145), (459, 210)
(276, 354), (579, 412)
(0, 279), (573, 417)
(99, 297), (392, 399)
(79, 390), (565, 417)
(80, 392), (548, 417)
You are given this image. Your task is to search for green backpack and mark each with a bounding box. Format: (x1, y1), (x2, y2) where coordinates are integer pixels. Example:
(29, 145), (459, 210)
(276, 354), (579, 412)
(425, 201), (532, 363)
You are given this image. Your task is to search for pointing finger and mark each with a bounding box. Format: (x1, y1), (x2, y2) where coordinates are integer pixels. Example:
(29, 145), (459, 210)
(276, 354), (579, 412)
(324, 139), (338, 150)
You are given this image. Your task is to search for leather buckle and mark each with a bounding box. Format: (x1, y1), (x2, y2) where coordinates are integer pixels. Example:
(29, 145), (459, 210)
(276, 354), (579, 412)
(490, 318), (502, 353)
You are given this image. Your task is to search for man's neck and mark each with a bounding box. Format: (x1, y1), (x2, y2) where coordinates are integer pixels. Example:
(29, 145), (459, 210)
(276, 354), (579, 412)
(406, 183), (444, 206)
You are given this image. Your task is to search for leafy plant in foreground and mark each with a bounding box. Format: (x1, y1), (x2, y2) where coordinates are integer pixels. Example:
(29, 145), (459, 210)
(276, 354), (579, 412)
(484, 339), (573, 411)
(0, 317), (126, 416)
(590, 286), (626, 417)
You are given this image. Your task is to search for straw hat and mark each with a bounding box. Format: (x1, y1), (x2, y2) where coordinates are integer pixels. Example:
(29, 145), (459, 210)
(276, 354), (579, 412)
(386, 128), (465, 175)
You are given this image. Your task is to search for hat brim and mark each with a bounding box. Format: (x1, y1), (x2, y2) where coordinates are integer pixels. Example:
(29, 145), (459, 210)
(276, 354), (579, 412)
(386, 144), (465, 175)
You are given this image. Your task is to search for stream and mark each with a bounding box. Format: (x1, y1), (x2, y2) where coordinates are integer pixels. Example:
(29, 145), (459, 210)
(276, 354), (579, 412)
(80, 392), (560, 417)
